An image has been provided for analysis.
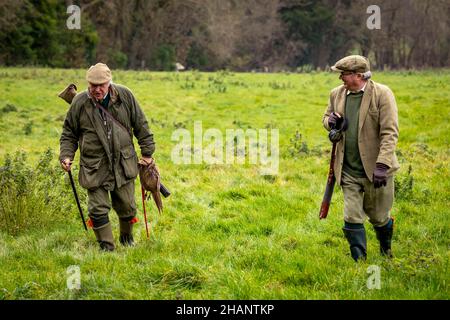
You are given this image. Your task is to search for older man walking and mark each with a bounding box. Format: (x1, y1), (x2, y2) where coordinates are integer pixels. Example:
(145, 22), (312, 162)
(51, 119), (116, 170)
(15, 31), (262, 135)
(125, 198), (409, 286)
(60, 63), (155, 251)
(322, 55), (399, 261)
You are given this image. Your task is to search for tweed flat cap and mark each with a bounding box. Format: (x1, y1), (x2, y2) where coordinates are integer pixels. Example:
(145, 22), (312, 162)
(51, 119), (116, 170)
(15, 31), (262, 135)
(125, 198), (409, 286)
(331, 55), (370, 73)
(86, 63), (112, 84)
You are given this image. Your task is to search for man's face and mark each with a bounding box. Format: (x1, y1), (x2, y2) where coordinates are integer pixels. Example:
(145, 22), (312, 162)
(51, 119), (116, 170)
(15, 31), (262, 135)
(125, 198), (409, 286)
(88, 82), (110, 101)
(339, 72), (363, 91)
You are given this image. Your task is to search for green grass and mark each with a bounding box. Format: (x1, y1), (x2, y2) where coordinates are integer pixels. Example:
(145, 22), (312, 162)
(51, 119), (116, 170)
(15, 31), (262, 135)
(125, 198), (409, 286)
(0, 68), (449, 299)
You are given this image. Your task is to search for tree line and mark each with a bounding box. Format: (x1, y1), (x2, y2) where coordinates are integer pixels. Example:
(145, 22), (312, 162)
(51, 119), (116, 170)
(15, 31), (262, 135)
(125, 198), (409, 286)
(0, 0), (449, 71)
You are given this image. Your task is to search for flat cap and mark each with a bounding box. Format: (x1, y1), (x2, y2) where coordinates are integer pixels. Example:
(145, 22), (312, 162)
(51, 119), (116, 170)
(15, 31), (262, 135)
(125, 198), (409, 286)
(86, 63), (112, 84)
(331, 55), (370, 73)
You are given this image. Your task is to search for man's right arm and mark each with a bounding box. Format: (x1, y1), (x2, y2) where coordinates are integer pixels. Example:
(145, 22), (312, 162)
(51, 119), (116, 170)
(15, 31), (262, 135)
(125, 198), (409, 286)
(59, 104), (80, 170)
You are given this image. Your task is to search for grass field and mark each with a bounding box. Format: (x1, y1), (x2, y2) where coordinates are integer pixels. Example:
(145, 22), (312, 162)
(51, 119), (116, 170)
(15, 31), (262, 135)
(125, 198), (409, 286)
(0, 68), (449, 299)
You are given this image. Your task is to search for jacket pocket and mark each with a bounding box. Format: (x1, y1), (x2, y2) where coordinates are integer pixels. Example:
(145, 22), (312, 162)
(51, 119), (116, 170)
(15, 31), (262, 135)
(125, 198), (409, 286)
(120, 146), (138, 179)
(79, 157), (104, 189)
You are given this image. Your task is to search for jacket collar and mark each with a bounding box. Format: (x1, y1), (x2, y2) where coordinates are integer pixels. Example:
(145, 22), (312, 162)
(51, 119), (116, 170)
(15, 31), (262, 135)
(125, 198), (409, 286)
(109, 83), (120, 104)
(335, 80), (374, 132)
(358, 80), (374, 132)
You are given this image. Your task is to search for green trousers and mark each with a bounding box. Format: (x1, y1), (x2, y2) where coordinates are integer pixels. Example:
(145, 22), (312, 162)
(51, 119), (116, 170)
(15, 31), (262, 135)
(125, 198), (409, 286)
(87, 180), (137, 228)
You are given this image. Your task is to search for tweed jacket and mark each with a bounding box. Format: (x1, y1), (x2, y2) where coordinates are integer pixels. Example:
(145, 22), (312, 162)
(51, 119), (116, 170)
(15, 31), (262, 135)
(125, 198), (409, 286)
(322, 80), (399, 184)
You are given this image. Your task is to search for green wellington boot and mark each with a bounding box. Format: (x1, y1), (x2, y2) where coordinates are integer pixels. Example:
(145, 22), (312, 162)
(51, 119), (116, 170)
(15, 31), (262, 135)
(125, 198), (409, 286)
(119, 219), (135, 246)
(93, 222), (115, 251)
(374, 219), (394, 258)
(343, 224), (367, 262)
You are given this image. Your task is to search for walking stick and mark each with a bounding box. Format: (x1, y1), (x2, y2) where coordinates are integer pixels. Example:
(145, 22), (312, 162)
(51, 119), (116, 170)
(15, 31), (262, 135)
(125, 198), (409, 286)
(67, 169), (88, 231)
(141, 185), (150, 239)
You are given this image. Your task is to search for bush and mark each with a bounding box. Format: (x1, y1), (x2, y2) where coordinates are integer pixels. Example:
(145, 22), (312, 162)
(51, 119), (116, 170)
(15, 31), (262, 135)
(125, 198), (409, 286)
(395, 164), (414, 200)
(23, 121), (33, 135)
(108, 49), (128, 69)
(186, 43), (209, 70)
(1, 104), (17, 113)
(0, 149), (85, 236)
(288, 130), (309, 157)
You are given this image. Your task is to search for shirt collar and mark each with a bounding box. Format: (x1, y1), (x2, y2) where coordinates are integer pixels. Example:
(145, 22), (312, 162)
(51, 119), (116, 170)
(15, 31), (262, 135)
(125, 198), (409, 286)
(347, 82), (367, 95)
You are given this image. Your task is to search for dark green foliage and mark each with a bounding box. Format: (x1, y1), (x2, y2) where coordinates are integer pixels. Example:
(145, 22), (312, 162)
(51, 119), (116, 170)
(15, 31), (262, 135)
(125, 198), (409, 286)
(279, 0), (351, 67)
(150, 44), (176, 71)
(186, 43), (209, 70)
(395, 164), (414, 200)
(0, 0), (447, 70)
(281, 2), (334, 43)
(0, 0), (98, 67)
(108, 49), (128, 69)
(1, 104), (17, 113)
(23, 121), (33, 135)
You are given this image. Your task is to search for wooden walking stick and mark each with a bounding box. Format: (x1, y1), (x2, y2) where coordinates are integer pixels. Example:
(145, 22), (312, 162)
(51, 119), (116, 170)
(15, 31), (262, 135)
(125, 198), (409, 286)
(141, 185), (150, 239)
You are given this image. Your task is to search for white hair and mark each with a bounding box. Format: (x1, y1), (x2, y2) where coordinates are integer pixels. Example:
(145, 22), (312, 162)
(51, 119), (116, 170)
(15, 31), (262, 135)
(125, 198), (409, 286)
(360, 71), (372, 80)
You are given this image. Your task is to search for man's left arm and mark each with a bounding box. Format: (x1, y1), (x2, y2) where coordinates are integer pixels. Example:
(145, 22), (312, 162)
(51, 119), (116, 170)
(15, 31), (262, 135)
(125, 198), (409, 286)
(129, 93), (155, 159)
(377, 87), (399, 168)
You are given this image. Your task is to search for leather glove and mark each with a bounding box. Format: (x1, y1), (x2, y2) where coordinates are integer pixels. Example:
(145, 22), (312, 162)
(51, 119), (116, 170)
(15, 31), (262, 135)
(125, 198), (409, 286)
(373, 163), (389, 188)
(328, 128), (344, 143)
(328, 117), (348, 143)
(328, 112), (342, 129)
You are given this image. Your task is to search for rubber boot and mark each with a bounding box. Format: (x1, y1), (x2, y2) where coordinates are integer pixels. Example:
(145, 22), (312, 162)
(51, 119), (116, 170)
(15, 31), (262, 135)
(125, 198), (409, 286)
(374, 218), (394, 258)
(342, 223), (367, 262)
(119, 219), (134, 246)
(93, 222), (115, 251)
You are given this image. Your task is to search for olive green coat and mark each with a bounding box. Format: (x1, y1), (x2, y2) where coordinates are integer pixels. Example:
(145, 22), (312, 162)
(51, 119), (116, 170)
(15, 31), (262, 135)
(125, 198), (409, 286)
(322, 80), (400, 185)
(60, 84), (155, 190)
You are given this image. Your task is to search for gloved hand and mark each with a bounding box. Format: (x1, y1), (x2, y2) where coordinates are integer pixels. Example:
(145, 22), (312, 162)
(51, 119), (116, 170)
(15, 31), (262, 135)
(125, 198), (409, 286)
(328, 112), (342, 129)
(373, 163), (389, 188)
(328, 116), (348, 143)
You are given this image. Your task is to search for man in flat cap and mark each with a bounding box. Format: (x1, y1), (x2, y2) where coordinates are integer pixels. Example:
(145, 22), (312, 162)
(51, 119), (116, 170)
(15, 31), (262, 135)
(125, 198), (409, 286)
(322, 55), (399, 261)
(60, 63), (155, 251)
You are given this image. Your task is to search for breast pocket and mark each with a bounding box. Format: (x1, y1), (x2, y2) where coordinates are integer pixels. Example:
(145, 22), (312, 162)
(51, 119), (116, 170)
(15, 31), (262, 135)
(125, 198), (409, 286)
(120, 145), (138, 179)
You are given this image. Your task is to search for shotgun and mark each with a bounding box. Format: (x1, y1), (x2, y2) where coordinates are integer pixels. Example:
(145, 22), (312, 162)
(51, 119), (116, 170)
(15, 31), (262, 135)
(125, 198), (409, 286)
(319, 115), (347, 219)
(319, 142), (337, 219)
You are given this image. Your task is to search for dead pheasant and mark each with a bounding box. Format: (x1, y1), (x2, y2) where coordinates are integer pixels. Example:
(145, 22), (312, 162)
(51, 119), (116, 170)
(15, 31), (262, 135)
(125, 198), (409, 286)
(138, 158), (163, 214)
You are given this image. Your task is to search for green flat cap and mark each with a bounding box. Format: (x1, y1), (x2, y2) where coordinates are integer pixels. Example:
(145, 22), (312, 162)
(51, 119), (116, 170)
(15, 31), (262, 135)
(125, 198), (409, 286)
(86, 63), (112, 84)
(331, 55), (370, 73)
